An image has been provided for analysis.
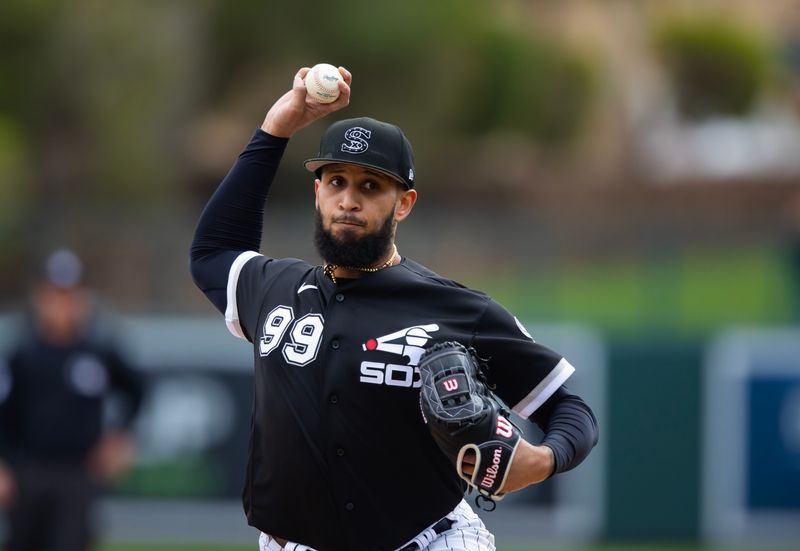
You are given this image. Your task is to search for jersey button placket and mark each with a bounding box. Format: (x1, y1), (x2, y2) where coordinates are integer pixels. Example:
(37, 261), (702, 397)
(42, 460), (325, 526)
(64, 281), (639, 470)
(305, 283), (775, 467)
(322, 293), (355, 528)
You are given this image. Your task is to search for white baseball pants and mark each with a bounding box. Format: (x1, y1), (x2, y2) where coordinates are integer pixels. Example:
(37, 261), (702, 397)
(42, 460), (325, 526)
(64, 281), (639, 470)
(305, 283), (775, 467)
(258, 499), (495, 551)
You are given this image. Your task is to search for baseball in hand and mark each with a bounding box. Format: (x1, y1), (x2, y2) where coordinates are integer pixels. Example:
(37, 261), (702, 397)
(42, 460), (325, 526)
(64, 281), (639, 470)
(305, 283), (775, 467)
(305, 63), (342, 104)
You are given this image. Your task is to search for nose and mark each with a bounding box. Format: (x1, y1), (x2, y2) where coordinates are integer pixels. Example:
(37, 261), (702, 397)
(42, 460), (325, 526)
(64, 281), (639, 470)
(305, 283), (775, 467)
(338, 187), (361, 211)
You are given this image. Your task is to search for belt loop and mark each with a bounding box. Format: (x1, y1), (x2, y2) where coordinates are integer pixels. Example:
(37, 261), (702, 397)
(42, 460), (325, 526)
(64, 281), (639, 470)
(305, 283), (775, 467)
(396, 515), (454, 551)
(432, 516), (454, 534)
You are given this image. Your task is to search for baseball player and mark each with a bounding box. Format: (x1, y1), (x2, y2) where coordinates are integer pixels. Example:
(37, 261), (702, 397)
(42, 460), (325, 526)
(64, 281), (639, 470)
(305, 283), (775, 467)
(190, 66), (598, 551)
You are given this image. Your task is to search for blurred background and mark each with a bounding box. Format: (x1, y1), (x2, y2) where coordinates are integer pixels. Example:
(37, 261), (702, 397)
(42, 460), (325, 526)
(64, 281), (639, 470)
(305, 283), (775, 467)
(1, 0), (800, 549)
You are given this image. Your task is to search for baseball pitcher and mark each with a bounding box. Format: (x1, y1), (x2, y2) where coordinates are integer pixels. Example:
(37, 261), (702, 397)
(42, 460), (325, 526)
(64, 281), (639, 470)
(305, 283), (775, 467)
(190, 66), (598, 551)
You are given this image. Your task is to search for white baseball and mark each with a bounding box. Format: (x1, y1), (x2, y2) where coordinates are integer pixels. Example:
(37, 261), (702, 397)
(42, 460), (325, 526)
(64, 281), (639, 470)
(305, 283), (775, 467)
(304, 63), (342, 104)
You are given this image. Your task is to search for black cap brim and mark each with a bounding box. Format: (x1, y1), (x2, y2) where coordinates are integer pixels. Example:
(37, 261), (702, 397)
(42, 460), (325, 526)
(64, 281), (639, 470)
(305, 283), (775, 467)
(304, 158), (410, 189)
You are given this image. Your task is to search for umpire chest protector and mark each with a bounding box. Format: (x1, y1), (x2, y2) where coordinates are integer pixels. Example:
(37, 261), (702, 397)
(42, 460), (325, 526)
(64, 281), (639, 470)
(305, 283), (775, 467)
(226, 253), (573, 551)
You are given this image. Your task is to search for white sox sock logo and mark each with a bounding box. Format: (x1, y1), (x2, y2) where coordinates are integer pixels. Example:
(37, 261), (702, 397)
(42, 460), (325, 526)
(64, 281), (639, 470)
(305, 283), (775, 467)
(360, 323), (439, 388)
(341, 127), (371, 154)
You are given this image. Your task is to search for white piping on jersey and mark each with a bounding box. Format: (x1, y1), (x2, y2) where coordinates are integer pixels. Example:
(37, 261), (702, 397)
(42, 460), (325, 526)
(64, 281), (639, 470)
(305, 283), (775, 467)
(297, 283), (318, 294)
(514, 316), (534, 341)
(225, 250), (262, 340)
(512, 357), (575, 418)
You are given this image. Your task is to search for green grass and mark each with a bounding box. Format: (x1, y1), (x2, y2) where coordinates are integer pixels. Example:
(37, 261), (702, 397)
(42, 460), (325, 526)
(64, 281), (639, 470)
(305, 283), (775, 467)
(470, 245), (796, 337)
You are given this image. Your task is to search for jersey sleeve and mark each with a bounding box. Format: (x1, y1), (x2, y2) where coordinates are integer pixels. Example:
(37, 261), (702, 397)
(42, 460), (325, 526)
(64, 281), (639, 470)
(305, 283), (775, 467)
(225, 253), (309, 342)
(470, 300), (575, 419)
(225, 251), (265, 340)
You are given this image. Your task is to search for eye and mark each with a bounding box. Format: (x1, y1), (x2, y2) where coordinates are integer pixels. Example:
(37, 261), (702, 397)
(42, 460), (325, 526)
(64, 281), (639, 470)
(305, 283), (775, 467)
(363, 180), (378, 191)
(328, 176), (344, 187)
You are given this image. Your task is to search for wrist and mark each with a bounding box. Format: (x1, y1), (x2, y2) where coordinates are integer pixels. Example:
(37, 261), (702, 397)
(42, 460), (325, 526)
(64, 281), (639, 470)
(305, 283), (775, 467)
(537, 444), (556, 480)
(518, 441), (555, 486)
(261, 120), (292, 139)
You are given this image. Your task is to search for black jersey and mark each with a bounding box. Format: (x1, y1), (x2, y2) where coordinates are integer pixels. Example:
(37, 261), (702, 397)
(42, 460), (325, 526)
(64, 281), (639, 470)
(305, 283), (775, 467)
(224, 251), (575, 551)
(0, 334), (143, 463)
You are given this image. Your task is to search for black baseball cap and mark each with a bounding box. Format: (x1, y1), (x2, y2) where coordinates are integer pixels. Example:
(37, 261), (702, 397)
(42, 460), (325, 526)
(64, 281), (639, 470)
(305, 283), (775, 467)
(304, 117), (416, 189)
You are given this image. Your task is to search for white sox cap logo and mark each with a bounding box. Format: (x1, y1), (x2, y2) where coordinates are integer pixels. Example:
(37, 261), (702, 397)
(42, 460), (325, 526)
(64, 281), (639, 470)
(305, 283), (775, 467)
(341, 127), (371, 154)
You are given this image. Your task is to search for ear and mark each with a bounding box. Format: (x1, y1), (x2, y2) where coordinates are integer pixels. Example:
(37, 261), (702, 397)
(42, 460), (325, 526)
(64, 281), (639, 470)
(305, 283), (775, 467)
(394, 189), (417, 222)
(314, 179), (321, 209)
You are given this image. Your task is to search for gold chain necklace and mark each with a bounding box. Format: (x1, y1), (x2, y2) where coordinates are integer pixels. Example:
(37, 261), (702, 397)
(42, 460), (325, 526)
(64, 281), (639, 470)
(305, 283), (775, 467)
(324, 244), (398, 284)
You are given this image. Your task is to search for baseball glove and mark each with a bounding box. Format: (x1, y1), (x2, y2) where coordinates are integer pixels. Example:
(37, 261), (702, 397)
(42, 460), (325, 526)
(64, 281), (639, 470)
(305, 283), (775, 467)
(418, 341), (521, 509)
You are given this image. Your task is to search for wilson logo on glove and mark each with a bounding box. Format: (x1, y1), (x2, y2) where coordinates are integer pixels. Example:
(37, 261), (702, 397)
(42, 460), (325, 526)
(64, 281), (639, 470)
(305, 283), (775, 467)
(418, 341), (522, 511)
(496, 416), (514, 439)
(442, 378), (459, 392)
(480, 447), (506, 489)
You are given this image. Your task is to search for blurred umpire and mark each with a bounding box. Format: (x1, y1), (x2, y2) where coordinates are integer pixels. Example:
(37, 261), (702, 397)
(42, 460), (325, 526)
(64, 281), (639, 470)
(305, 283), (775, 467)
(0, 249), (144, 551)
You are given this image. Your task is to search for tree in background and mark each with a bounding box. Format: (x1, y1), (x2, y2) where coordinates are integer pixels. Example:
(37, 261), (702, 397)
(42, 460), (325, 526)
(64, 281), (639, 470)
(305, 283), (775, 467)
(655, 17), (777, 120)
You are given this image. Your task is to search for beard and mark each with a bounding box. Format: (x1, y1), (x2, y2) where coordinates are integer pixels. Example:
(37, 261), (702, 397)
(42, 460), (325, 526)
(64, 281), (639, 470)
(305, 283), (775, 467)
(314, 208), (395, 268)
